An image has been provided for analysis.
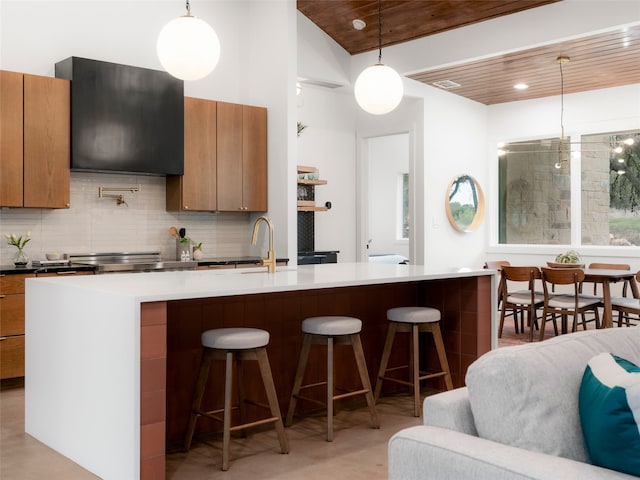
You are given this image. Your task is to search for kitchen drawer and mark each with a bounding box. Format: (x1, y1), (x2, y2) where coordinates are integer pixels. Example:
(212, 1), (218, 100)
(0, 335), (24, 379)
(0, 294), (24, 336)
(0, 273), (34, 294)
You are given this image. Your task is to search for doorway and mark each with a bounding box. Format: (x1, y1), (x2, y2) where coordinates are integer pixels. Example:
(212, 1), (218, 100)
(359, 132), (412, 264)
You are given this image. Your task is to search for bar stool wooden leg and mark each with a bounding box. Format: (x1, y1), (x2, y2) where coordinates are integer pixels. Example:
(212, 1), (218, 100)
(183, 348), (214, 451)
(255, 348), (290, 454)
(374, 322), (397, 401)
(431, 323), (453, 391)
(411, 324), (421, 417)
(351, 333), (380, 428)
(236, 355), (247, 438)
(327, 336), (334, 442)
(222, 351), (233, 471)
(286, 333), (312, 426)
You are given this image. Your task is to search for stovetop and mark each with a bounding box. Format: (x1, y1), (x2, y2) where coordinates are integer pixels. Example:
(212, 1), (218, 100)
(66, 251), (197, 273)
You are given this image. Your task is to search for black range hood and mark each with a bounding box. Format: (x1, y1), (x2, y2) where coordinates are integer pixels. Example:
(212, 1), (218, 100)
(55, 57), (184, 175)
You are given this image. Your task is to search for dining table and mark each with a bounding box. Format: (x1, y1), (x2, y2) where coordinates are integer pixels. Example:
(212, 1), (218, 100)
(580, 268), (640, 328)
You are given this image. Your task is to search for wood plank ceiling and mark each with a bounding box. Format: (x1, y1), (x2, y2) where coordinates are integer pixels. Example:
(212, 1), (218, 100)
(297, 1), (640, 105)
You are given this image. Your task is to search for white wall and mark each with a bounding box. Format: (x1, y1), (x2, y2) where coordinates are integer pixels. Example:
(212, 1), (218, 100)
(296, 85), (357, 261)
(0, 0), (298, 265)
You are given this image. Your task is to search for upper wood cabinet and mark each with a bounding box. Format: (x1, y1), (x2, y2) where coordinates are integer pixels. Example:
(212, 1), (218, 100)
(217, 102), (267, 212)
(0, 71), (24, 207)
(166, 97), (217, 211)
(0, 71), (70, 209)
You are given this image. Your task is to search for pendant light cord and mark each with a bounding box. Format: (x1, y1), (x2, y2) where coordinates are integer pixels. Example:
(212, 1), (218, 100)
(378, 0), (382, 63)
(559, 59), (565, 139)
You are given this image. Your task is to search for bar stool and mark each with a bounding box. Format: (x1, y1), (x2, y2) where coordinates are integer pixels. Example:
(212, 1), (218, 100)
(374, 306), (453, 417)
(285, 316), (380, 441)
(183, 327), (289, 471)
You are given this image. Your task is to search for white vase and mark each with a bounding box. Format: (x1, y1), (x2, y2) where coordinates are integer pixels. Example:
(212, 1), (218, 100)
(192, 248), (203, 260)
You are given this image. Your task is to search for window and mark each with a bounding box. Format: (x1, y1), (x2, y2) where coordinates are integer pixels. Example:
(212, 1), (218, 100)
(498, 137), (571, 244)
(498, 129), (640, 246)
(581, 130), (640, 246)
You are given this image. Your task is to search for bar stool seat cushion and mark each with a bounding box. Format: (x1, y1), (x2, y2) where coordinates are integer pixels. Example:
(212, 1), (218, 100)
(302, 316), (362, 335)
(201, 327), (270, 350)
(388, 306), (441, 324)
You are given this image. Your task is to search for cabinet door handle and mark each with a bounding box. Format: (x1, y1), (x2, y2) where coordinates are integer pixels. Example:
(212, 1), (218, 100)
(56, 271), (79, 275)
(0, 295), (5, 299)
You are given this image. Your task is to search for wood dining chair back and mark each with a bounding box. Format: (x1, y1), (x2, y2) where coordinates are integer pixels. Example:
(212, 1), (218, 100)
(540, 267), (602, 340)
(485, 261), (522, 336)
(611, 270), (640, 327)
(499, 266), (544, 341)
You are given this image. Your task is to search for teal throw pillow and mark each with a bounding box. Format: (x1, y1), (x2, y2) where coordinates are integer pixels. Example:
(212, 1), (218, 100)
(579, 352), (640, 476)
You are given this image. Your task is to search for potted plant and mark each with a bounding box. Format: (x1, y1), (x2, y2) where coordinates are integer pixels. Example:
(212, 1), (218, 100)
(5, 232), (31, 266)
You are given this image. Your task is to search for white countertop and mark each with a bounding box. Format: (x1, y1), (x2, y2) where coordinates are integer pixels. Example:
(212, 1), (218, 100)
(26, 262), (492, 302)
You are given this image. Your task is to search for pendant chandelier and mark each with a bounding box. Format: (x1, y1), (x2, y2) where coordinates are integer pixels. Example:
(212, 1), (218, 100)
(555, 56), (570, 170)
(157, 0), (220, 81)
(354, 0), (404, 115)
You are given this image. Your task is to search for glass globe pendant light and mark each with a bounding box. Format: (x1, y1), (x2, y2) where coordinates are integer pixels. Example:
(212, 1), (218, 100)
(354, 0), (403, 115)
(157, 0), (220, 81)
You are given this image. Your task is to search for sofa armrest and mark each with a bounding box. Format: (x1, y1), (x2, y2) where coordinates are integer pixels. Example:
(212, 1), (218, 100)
(423, 387), (477, 436)
(388, 426), (636, 480)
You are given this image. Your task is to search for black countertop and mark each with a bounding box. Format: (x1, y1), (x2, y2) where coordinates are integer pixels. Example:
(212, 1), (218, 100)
(0, 264), (97, 275)
(196, 256), (289, 266)
(0, 256), (290, 275)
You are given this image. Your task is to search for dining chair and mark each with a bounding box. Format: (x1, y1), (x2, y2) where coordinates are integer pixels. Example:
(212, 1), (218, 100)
(484, 261), (521, 336)
(499, 266), (545, 341)
(611, 270), (640, 327)
(540, 268), (602, 340)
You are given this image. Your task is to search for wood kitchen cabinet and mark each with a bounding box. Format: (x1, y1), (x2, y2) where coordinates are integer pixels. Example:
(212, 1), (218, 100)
(166, 97), (217, 211)
(0, 70), (70, 209)
(217, 102), (267, 212)
(0, 270), (92, 380)
(0, 273), (33, 379)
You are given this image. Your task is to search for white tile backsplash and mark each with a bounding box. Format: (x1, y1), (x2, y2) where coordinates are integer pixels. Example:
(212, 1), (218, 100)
(0, 172), (252, 265)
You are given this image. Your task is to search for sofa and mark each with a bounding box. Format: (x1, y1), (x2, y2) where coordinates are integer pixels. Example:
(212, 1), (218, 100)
(388, 327), (640, 479)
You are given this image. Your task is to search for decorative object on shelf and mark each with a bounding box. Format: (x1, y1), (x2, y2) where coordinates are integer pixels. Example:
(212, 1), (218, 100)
(354, 0), (403, 115)
(98, 185), (140, 206)
(5, 232), (31, 266)
(445, 175), (485, 233)
(297, 121), (307, 137)
(157, 0), (220, 81)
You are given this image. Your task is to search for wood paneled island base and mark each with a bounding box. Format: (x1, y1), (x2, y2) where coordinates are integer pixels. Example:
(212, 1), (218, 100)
(158, 277), (491, 455)
(27, 264), (494, 479)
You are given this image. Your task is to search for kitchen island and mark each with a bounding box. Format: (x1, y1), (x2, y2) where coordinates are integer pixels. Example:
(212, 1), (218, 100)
(25, 263), (494, 480)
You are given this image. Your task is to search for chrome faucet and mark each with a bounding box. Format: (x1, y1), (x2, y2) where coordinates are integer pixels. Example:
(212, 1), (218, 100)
(251, 216), (276, 273)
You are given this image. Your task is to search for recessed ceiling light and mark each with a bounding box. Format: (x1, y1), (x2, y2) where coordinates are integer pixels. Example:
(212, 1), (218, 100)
(513, 83), (529, 90)
(352, 19), (366, 30)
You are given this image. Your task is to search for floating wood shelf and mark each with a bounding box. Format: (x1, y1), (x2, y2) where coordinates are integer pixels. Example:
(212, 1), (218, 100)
(298, 205), (329, 212)
(297, 179), (327, 185)
(296, 165), (327, 211)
